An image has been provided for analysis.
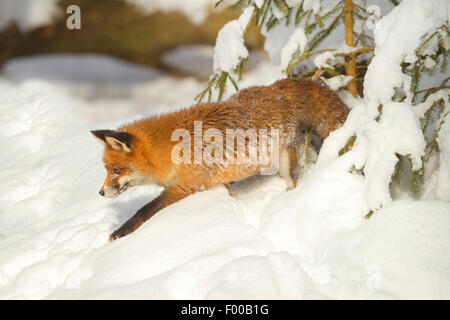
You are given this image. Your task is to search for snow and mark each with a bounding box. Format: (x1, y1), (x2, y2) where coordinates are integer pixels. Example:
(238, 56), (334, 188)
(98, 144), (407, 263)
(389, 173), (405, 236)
(280, 28), (307, 70)
(253, 0), (265, 9)
(1, 0), (450, 300)
(262, 22), (297, 66)
(321, 75), (353, 91)
(312, 0), (449, 212)
(302, 0), (321, 15)
(316, 97), (427, 211)
(270, 2), (285, 20)
(3, 54), (161, 84)
(364, 0), (449, 108)
(161, 45), (268, 79)
(0, 51), (449, 300)
(313, 51), (335, 69)
(162, 45), (215, 79)
(424, 56), (437, 69)
(435, 113), (450, 201)
(326, 200), (450, 299)
(213, 6), (255, 73)
(286, 0), (303, 8)
(355, 102), (425, 209)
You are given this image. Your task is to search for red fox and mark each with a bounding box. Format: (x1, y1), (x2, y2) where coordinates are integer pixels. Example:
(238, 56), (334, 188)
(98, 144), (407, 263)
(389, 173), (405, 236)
(92, 79), (348, 241)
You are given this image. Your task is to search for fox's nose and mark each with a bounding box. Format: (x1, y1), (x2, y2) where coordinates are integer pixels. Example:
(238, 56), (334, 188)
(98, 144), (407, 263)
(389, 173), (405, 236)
(99, 189), (105, 196)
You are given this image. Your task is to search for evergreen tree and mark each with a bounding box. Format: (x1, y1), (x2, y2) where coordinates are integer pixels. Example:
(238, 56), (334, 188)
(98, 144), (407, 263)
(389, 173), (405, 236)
(199, 0), (449, 213)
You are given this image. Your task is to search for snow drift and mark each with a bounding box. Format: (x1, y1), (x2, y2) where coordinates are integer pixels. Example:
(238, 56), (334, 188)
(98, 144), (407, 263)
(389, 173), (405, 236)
(0, 0), (449, 300)
(0, 55), (449, 299)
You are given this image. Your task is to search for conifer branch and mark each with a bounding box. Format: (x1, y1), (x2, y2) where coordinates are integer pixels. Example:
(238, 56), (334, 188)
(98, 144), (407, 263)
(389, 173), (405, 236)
(415, 85), (450, 94)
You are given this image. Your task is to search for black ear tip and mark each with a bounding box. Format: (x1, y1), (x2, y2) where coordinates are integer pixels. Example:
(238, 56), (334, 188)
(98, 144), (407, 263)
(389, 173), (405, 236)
(91, 129), (133, 149)
(91, 129), (111, 142)
(91, 129), (112, 137)
(91, 130), (101, 139)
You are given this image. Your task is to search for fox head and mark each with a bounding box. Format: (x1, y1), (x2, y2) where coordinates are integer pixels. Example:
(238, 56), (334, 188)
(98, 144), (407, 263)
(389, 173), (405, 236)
(91, 129), (151, 197)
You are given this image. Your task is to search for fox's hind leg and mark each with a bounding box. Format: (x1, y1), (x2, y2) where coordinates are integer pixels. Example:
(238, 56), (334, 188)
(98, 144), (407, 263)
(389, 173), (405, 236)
(279, 145), (299, 191)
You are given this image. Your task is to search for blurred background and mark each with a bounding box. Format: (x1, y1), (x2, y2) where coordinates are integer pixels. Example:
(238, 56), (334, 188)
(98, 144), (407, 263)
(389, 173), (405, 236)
(0, 0), (267, 121)
(0, 0), (265, 74)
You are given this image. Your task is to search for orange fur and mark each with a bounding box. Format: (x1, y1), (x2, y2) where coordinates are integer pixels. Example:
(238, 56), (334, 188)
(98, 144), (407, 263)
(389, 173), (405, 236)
(94, 79), (349, 240)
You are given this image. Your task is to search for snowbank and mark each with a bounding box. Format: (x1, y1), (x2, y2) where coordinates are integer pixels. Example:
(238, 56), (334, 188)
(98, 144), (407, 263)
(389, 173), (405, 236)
(0, 53), (449, 299)
(3, 54), (161, 84)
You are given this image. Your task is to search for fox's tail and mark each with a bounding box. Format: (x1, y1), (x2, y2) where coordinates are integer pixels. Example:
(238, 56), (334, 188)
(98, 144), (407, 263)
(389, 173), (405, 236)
(275, 79), (349, 140)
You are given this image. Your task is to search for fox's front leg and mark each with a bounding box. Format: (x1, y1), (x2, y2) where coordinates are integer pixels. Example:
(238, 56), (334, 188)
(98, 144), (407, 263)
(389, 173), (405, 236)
(109, 187), (190, 241)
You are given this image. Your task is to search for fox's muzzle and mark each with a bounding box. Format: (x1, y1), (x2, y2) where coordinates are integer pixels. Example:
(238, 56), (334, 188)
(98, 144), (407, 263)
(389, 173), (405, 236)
(99, 180), (130, 198)
(99, 184), (120, 197)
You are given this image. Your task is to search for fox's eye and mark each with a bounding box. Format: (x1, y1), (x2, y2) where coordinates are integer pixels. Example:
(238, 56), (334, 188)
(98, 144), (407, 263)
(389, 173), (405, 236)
(113, 168), (120, 174)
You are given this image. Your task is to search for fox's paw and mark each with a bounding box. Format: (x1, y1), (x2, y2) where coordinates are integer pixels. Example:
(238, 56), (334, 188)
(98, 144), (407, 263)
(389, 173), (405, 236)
(109, 226), (132, 242)
(109, 217), (142, 241)
(109, 230), (122, 242)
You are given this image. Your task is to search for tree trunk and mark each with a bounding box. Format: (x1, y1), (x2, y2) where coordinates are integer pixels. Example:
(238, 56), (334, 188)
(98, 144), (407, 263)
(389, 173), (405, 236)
(344, 0), (357, 97)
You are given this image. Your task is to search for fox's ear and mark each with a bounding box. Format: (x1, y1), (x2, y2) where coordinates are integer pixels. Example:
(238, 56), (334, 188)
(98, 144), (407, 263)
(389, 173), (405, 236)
(91, 130), (133, 153)
(105, 134), (132, 153)
(91, 130), (114, 145)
